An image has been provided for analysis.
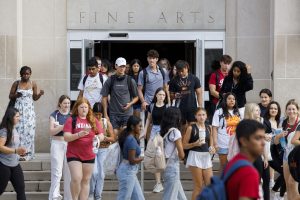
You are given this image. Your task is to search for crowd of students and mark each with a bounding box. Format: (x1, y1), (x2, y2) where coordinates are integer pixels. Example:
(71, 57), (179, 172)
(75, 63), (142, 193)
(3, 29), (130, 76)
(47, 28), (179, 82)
(0, 50), (300, 200)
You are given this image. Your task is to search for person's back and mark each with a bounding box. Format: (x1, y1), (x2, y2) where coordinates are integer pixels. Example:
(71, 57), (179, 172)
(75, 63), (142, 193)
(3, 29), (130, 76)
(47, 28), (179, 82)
(224, 119), (265, 200)
(224, 153), (261, 200)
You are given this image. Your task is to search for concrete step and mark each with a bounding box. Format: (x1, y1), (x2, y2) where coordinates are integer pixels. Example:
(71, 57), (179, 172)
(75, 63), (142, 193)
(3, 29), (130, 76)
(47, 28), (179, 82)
(1, 191), (193, 200)
(21, 169), (221, 181)
(6, 179), (198, 192)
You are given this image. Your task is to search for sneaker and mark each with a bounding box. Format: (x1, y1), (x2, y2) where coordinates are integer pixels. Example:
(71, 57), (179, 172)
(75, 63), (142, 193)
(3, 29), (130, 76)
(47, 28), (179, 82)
(153, 183), (164, 193)
(269, 179), (275, 189)
(274, 193), (284, 200)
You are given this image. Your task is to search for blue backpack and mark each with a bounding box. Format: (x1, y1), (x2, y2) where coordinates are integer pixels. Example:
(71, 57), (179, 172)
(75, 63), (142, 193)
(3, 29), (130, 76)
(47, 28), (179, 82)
(197, 160), (253, 200)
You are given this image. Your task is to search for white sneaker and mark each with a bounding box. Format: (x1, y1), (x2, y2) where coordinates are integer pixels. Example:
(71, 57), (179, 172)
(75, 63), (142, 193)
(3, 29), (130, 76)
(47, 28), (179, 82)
(270, 179), (275, 189)
(274, 193), (284, 200)
(153, 183), (164, 193)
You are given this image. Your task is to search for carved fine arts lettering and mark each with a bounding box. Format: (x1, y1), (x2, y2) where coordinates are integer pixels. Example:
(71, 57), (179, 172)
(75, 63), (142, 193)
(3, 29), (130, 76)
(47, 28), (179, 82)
(79, 11), (213, 25)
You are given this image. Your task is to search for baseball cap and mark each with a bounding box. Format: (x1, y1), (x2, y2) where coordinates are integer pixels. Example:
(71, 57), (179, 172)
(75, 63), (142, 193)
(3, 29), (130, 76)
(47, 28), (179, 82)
(115, 57), (126, 67)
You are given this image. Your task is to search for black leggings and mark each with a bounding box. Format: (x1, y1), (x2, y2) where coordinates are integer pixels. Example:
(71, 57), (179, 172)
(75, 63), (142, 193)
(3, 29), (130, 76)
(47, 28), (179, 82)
(0, 162), (26, 200)
(253, 157), (270, 200)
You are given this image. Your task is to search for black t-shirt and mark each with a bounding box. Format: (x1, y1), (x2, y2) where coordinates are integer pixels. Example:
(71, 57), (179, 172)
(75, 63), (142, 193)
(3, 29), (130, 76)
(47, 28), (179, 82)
(169, 73), (201, 110)
(259, 103), (267, 117)
(149, 104), (166, 125)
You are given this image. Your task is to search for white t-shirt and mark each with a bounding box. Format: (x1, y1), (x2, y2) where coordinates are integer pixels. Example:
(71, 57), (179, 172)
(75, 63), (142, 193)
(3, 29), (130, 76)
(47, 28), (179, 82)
(78, 74), (108, 107)
(164, 128), (182, 159)
(212, 108), (242, 149)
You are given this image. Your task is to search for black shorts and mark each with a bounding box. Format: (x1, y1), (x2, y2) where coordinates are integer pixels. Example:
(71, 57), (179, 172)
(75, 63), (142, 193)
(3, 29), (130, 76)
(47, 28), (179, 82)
(180, 108), (196, 123)
(67, 157), (95, 163)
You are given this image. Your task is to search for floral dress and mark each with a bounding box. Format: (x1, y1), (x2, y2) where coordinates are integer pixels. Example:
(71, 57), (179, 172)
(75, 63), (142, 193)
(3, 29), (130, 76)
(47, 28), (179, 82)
(15, 82), (36, 160)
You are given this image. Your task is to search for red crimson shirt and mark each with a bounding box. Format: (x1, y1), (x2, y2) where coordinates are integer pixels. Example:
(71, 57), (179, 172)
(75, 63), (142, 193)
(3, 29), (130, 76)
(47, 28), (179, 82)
(63, 117), (103, 161)
(224, 153), (262, 200)
(209, 69), (227, 105)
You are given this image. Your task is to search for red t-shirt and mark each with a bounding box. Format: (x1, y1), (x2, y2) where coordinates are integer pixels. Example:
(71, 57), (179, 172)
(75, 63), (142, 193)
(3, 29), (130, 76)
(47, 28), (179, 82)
(224, 153), (261, 200)
(209, 69), (227, 104)
(63, 117), (103, 161)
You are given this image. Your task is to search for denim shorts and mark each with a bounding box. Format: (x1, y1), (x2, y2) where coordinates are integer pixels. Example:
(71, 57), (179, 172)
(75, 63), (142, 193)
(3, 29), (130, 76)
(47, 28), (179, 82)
(110, 114), (130, 129)
(218, 148), (229, 155)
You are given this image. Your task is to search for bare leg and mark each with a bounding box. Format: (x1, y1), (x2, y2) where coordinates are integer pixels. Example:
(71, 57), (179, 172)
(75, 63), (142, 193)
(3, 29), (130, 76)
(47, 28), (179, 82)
(189, 166), (204, 200)
(68, 161), (83, 200)
(79, 163), (94, 200)
(218, 154), (228, 172)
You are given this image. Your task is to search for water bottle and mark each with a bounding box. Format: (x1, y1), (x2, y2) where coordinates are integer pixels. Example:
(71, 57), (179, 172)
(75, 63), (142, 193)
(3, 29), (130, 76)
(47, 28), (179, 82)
(274, 128), (286, 149)
(92, 136), (99, 154)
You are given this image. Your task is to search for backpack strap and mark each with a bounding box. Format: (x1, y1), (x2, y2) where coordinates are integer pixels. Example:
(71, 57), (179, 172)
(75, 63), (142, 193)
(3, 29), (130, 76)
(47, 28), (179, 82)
(71, 115), (77, 133)
(126, 75), (134, 99)
(99, 74), (104, 86)
(83, 74), (104, 87)
(191, 124), (199, 138)
(222, 160), (253, 182)
(215, 72), (219, 90)
(142, 68), (148, 95)
(108, 75), (116, 95)
(82, 75), (88, 86)
(158, 65), (166, 82)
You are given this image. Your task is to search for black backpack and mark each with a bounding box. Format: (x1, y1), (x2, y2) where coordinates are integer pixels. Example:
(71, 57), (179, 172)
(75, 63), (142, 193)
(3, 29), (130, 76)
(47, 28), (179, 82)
(141, 66), (165, 94)
(83, 74), (104, 87)
(109, 75), (135, 99)
(288, 145), (300, 182)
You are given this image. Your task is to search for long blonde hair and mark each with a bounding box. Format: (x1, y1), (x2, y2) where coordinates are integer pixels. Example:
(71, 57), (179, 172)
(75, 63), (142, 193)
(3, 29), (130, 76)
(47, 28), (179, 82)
(244, 103), (261, 121)
(72, 97), (97, 132)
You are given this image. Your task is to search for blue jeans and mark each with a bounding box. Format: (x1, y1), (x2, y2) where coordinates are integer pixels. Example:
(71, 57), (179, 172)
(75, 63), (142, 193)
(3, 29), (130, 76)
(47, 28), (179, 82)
(163, 158), (187, 200)
(89, 148), (108, 200)
(116, 161), (145, 200)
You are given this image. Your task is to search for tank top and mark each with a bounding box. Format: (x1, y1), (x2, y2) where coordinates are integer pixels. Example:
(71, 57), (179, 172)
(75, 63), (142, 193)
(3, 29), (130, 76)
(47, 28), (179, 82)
(188, 124), (210, 152)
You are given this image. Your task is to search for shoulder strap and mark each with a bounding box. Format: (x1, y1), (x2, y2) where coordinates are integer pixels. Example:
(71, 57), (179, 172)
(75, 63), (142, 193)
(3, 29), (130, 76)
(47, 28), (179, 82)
(215, 72), (219, 88)
(99, 74), (104, 86)
(205, 124), (211, 135)
(158, 66), (165, 81)
(191, 124), (199, 137)
(223, 160), (253, 182)
(163, 128), (177, 140)
(109, 75), (116, 95)
(126, 75), (134, 99)
(83, 75), (88, 86)
(143, 68), (147, 94)
(72, 115), (77, 132)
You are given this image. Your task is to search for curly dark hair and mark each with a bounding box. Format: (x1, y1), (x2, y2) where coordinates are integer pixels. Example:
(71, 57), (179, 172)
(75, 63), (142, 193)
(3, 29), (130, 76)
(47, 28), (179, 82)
(160, 107), (181, 138)
(118, 116), (141, 150)
(227, 61), (248, 84)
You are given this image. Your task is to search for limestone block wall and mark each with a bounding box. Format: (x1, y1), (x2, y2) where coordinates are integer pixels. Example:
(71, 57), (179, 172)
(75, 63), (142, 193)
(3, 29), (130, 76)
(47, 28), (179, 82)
(273, 0), (300, 110)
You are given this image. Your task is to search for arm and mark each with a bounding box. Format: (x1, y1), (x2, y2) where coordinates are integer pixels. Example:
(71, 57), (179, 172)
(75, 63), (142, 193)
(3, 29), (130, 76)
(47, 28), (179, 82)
(138, 85), (148, 111)
(0, 137), (26, 155)
(291, 131), (300, 146)
(9, 81), (20, 100)
(49, 116), (64, 136)
(101, 96), (109, 120)
(144, 112), (152, 141)
(195, 87), (203, 107)
(32, 81), (44, 101)
(77, 90), (83, 99)
(124, 96), (139, 111)
(209, 84), (219, 99)
(243, 74), (254, 92)
(175, 138), (185, 160)
(128, 149), (143, 165)
(273, 131), (287, 145)
(164, 83), (171, 105)
(64, 131), (88, 142)
(212, 126), (219, 151)
(104, 120), (116, 143)
(182, 126), (202, 149)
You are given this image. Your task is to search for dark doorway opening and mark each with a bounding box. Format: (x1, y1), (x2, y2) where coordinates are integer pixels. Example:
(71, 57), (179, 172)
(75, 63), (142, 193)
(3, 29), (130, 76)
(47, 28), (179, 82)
(94, 41), (196, 73)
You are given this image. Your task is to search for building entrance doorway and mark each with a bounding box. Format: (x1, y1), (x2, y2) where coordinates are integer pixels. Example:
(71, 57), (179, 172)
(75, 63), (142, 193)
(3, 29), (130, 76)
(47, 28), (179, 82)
(68, 31), (224, 102)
